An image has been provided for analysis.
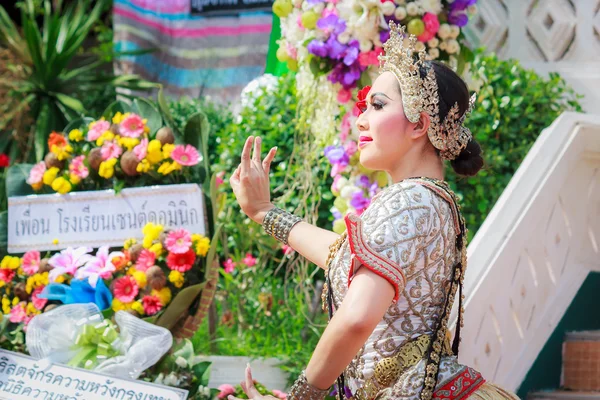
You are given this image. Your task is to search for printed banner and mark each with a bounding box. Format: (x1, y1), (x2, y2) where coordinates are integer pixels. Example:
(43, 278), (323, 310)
(0, 348), (188, 399)
(190, 0), (274, 16)
(8, 184), (206, 254)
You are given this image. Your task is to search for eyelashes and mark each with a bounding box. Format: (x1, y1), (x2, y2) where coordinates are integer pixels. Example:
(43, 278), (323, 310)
(370, 100), (385, 110)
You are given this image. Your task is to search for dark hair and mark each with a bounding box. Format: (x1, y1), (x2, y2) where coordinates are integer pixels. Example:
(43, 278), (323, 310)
(419, 61), (484, 176)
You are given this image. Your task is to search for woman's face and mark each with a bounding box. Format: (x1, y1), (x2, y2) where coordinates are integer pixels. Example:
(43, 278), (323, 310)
(355, 72), (416, 172)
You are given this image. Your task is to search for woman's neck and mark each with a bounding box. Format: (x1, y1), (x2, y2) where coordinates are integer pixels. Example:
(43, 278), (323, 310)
(389, 148), (445, 183)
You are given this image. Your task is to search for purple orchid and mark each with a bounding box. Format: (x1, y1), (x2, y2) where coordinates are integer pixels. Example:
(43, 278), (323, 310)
(448, 0), (476, 27)
(332, 208), (343, 220)
(307, 40), (329, 58)
(75, 246), (125, 288)
(48, 247), (94, 282)
(324, 145), (349, 166)
(356, 175), (371, 188)
(328, 61), (363, 89)
(350, 191), (371, 212)
(317, 14), (346, 36)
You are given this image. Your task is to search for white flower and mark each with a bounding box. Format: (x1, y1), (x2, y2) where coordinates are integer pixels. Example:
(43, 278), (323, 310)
(337, 31), (351, 44)
(446, 39), (460, 54)
(154, 373), (165, 385)
(240, 74), (280, 110)
(164, 373), (180, 386)
(438, 23), (451, 39)
(406, 2), (419, 16)
(468, 4), (477, 14)
(394, 6), (407, 20)
(175, 356), (188, 368)
(341, 185), (360, 199)
(428, 48), (439, 59)
(381, 1), (396, 16)
(439, 41), (447, 51)
(313, 3), (325, 13)
(359, 39), (373, 52)
(301, 1), (312, 10)
(449, 25), (460, 39)
(415, 41), (425, 52)
(417, 0), (442, 14)
(427, 37), (439, 48)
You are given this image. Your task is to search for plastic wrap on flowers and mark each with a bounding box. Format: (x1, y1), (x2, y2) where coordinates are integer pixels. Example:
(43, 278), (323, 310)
(26, 303), (172, 380)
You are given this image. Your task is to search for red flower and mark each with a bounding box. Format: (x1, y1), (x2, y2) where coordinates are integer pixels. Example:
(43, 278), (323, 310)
(142, 295), (162, 316)
(48, 132), (67, 149)
(354, 85), (372, 116)
(0, 154), (9, 168)
(166, 249), (196, 272)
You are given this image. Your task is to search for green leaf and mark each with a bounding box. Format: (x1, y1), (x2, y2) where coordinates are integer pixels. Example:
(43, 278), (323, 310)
(173, 339), (195, 360)
(184, 111), (211, 177)
(63, 117), (94, 135)
(157, 86), (180, 140)
(102, 100), (130, 120)
(53, 92), (86, 113)
(204, 224), (222, 278)
(34, 99), (52, 162)
(133, 98), (162, 135)
(193, 361), (212, 386)
(0, 211), (7, 248)
(6, 164), (35, 198)
(154, 282), (206, 331)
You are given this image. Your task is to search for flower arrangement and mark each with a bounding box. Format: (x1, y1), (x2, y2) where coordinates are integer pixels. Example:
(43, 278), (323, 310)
(0, 223), (210, 345)
(26, 112), (202, 194)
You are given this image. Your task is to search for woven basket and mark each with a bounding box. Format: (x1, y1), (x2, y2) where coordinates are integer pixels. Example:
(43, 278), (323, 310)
(562, 331), (600, 391)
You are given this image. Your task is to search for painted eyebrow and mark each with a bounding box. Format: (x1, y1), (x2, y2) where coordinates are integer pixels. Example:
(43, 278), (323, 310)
(369, 92), (393, 101)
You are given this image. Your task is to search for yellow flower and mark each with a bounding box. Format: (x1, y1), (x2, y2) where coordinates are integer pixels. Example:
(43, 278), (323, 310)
(51, 177), (72, 194)
(168, 270), (184, 288)
(43, 167), (60, 186)
(146, 140), (163, 165)
(132, 301), (144, 315)
(2, 297), (10, 315)
(31, 181), (43, 191)
(142, 223), (163, 248)
(123, 238), (137, 250)
(112, 299), (126, 312)
(12, 297), (19, 306)
(98, 158), (118, 179)
(55, 275), (65, 284)
(162, 143), (175, 159)
(130, 268), (147, 289)
(26, 272), (50, 294)
(136, 159), (150, 173)
(1, 256), (21, 270)
(157, 161), (182, 176)
(68, 129), (84, 142)
(192, 234), (210, 257)
(96, 131), (115, 147)
(69, 173), (81, 185)
(149, 243), (163, 257)
(112, 112), (125, 124)
(152, 287), (172, 306)
(118, 137), (140, 151)
(51, 144), (73, 161)
(26, 302), (39, 316)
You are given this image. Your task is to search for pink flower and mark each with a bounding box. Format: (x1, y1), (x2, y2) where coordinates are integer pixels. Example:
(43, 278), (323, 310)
(142, 295), (162, 315)
(87, 120), (111, 141)
(69, 155), (89, 179)
(32, 286), (48, 310)
(218, 384), (236, 399)
(9, 303), (27, 323)
(216, 171), (226, 188)
(133, 137), (148, 160)
(331, 163), (347, 177)
(113, 276), (139, 303)
(282, 245), (295, 256)
(272, 390), (288, 399)
(422, 13), (440, 34)
(27, 161), (47, 185)
(135, 249), (156, 272)
(223, 258), (235, 274)
(48, 247), (94, 282)
(242, 253), (257, 267)
(120, 113), (145, 138)
(340, 112), (351, 142)
(0, 269), (15, 283)
(337, 88), (352, 104)
(418, 29), (436, 43)
(76, 246), (124, 287)
(344, 140), (358, 156)
(165, 229), (192, 254)
(170, 145), (200, 166)
(22, 250), (41, 275)
(101, 140), (123, 160)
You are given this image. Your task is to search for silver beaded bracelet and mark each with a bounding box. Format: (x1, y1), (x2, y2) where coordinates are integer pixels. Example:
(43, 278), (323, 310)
(288, 370), (329, 400)
(262, 207), (302, 245)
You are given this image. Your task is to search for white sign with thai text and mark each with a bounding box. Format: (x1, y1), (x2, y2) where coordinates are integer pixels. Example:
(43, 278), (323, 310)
(8, 184), (206, 254)
(0, 348), (189, 399)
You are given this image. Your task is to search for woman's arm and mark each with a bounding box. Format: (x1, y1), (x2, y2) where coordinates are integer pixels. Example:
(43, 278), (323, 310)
(230, 136), (339, 269)
(303, 267), (397, 390)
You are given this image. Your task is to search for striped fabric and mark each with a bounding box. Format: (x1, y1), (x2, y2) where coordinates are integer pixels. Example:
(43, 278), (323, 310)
(113, 0), (273, 102)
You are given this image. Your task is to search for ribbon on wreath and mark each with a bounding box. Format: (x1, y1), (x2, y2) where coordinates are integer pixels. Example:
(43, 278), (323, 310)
(68, 319), (122, 370)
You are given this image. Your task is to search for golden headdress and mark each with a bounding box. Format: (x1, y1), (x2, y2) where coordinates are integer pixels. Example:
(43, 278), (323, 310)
(378, 22), (475, 161)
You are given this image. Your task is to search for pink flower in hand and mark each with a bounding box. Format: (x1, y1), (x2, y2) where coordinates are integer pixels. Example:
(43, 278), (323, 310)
(170, 145), (200, 166)
(87, 120), (110, 141)
(134, 137), (149, 160)
(22, 250), (41, 275)
(223, 258), (235, 273)
(120, 113), (145, 138)
(135, 249), (156, 272)
(217, 384), (236, 399)
(242, 253), (257, 267)
(165, 229), (192, 254)
(101, 140), (123, 160)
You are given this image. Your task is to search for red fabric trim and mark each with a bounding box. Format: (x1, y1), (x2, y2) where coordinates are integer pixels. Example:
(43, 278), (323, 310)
(433, 367), (486, 400)
(344, 214), (406, 302)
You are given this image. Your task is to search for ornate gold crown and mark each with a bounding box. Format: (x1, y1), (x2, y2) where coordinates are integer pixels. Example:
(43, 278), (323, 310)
(378, 22), (474, 161)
